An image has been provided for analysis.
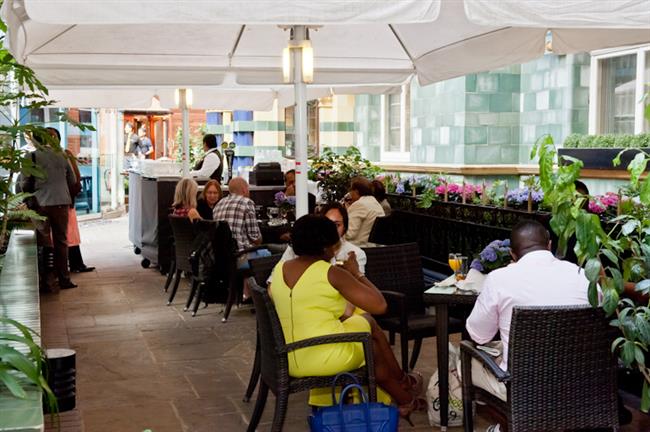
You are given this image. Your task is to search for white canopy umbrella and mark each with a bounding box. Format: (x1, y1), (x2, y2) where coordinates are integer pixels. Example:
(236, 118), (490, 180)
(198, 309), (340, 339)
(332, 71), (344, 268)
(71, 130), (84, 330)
(3, 0), (650, 215)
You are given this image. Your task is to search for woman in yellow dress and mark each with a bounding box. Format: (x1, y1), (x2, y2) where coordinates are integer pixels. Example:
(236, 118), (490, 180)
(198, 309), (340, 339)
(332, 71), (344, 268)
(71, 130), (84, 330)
(270, 215), (425, 422)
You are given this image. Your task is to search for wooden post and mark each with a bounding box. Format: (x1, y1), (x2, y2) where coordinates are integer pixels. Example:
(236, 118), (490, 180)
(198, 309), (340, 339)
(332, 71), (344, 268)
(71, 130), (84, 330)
(481, 181), (488, 205)
(503, 184), (508, 208)
(461, 181), (466, 204)
(527, 188), (533, 213)
(444, 182), (448, 202)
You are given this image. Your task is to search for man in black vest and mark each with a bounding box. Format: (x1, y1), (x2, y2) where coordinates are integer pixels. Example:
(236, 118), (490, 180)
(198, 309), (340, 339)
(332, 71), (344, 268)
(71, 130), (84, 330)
(190, 134), (223, 181)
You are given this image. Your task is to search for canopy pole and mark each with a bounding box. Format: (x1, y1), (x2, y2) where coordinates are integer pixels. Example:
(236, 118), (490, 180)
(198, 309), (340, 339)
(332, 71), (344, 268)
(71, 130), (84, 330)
(292, 25), (309, 218)
(179, 88), (190, 176)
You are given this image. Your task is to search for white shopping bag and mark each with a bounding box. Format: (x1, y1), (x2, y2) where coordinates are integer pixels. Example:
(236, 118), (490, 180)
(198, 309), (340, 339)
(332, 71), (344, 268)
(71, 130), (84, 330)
(426, 343), (468, 427)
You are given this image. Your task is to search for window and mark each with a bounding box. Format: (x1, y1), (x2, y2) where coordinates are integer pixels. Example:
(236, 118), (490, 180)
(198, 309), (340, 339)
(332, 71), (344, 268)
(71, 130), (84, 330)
(591, 45), (650, 134)
(283, 100), (319, 158)
(380, 85), (410, 162)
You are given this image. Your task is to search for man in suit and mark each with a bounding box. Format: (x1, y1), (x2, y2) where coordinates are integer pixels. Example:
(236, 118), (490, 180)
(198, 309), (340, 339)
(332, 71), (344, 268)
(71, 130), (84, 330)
(190, 134), (223, 181)
(23, 134), (78, 290)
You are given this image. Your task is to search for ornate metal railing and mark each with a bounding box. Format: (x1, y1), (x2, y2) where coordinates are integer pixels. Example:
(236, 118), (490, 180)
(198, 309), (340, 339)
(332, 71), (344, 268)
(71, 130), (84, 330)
(374, 194), (551, 274)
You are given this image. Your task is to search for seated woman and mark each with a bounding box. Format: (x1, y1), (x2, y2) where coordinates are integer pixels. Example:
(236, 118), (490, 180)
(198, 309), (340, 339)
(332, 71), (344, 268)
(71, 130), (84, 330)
(196, 180), (222, 220)
(270, 215), (425, 421)
(345, 177), (385, 245)
(371, 179), (391, 216)
(171, 177), (198, 218)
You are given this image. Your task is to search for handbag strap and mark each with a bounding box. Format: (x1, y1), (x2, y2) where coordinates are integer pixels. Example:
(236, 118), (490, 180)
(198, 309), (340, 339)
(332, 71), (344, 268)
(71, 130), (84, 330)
(338, 384), (372, 432)
(330, 372), (361, 405)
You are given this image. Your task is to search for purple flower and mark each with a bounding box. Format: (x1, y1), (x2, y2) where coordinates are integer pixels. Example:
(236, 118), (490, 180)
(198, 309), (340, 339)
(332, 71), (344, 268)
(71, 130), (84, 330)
(470, 259), (484, 272)
(480, 248), (497, 262)
(396, 183), (405, 194)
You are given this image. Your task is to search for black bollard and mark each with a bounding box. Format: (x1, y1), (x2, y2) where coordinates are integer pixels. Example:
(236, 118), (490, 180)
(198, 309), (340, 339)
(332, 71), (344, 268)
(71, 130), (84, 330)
(44, 348), (76, 413)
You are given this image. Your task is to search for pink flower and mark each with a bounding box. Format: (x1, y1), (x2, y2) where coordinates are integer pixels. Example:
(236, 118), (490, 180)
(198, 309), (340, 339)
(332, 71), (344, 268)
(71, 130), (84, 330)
(447, 183), (462, 194)
(600, 192), (619, 207)
(588, 201), (606, 214)
(435, 184), (447, 195)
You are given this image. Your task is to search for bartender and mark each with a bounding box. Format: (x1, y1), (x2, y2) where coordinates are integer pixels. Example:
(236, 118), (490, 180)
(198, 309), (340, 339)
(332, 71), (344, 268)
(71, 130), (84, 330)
(190, 134), (223, 181)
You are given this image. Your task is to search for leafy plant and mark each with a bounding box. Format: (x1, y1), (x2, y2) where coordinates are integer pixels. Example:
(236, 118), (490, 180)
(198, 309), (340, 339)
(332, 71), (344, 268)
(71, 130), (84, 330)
(174, 123), (208, 167)
(308, 147), (380, 202)
(0, 317), (58, 417)
(563, 132), (650, 149)
(532, 134), (650, 412)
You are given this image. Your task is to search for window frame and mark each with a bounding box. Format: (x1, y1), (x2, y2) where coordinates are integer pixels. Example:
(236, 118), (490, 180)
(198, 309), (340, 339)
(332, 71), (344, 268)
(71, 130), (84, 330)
(379, 84), (410, 163)
(589, 44), (650, 135)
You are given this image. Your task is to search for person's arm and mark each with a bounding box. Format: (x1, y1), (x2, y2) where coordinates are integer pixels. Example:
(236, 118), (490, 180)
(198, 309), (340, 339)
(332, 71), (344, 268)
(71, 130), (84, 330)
(465, 277), (499, 344)
(190, 152), (220, 177)
(244, 200), (262, 246)
(65, 157), (77, 193)
(328, 254), (387, 315)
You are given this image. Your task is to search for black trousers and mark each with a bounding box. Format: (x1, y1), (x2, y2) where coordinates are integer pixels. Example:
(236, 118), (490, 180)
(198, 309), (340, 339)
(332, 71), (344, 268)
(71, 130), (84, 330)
(36, 205), (70, 282)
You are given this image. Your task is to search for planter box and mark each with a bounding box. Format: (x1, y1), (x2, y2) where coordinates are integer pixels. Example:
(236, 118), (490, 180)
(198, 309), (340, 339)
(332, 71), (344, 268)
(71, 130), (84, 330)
(558, 148), (650, 170)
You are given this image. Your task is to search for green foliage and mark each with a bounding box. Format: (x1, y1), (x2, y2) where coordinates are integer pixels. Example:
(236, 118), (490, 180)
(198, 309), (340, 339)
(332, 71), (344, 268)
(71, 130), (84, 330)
(535, 133), (650, 412)
(308, 147), (380, 202)
(174, 123), (207, 167)
(0, 318), (58, 416)
(563, 132), (650, 149)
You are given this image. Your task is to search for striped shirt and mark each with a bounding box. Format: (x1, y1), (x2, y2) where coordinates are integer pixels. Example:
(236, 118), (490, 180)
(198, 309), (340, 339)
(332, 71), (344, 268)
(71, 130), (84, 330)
(212, 194), (261, 250)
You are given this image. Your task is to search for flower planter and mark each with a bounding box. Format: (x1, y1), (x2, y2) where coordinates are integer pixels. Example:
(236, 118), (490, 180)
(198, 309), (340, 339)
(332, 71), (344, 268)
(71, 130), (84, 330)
(558, 148), (650, 171)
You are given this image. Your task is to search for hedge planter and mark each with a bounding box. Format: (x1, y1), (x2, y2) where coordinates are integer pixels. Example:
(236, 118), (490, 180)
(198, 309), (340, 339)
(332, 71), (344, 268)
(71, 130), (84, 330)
(559, 148), (650, 171)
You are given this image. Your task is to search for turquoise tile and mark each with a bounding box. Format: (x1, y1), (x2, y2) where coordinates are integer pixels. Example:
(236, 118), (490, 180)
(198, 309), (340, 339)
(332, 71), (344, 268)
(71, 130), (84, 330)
(450, 127), (463, 145)
(475, 145), (502, 164)
(499, 74), (521, 92)
(549, 89), (564, 109)
(488, 126), (512, 145)
(489, 93), (513, 112)
(466, 94), (489, 112)
(500, 145), (519, 163)
(464, 126), (487, 145)
(477, 74), (499, 93)
(465, 74), (477, 92)
(573, 88), (590, 108)
(523, 93), (536, 111)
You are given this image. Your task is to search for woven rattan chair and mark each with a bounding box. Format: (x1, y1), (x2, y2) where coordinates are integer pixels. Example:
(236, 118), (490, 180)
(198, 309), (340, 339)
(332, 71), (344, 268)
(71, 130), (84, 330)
(363, 242), (463, 371)
(460, 305), (619, 432)
(243, 254), (283, 402)
(247, 278), (377, 432)
(167, 215), (197, 305)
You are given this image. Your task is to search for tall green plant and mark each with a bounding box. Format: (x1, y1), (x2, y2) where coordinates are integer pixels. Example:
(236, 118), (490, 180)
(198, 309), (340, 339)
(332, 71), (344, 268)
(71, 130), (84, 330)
(532, 135), (650, 412)
(308, 147), (380, 202)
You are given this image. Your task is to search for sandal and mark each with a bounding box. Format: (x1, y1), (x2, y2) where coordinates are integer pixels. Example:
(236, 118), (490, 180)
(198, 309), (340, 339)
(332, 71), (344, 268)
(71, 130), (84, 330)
(398, 396), (427, 427)
(400, 371), (424, 397)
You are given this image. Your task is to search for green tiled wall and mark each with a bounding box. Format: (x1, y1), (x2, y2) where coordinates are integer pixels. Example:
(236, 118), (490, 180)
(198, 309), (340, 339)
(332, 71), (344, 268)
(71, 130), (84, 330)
(354, 53), (590, 167)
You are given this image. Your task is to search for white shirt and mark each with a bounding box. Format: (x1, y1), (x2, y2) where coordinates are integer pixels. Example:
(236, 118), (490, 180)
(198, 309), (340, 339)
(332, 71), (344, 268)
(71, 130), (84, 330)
(190, 148), (221, 178)
(466, 250), (590, 370)
(268, 240), (367, 285)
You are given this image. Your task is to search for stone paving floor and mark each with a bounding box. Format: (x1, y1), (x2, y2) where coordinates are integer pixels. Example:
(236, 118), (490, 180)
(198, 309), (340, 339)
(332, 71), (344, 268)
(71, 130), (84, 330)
(39, 216), (649, 432)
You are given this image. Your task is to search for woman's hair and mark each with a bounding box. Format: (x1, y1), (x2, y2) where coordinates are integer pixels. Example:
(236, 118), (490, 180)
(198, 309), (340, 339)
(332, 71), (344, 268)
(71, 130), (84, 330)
(350, 176), (373, 196)
(291, 215), (340, 257)
(201, 179), (222, 203)
(172, 178), (198, 210)
(203, 134), (218, 149)
(46, 127), (61, 142)
(371, 179), (386, 201)
(319, 202), (349, 234)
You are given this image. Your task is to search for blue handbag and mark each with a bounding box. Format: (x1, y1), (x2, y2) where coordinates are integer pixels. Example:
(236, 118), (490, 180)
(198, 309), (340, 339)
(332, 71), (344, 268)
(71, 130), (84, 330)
(308, 373), (399, 432)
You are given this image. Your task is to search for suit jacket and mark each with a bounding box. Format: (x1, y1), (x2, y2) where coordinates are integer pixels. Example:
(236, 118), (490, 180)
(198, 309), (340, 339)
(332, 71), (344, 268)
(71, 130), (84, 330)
(24, 149), (77, 206)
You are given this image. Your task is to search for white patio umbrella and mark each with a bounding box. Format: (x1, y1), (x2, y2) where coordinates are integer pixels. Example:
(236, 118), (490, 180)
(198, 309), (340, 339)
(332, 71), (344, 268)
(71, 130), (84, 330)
(3, 0), (649, 216)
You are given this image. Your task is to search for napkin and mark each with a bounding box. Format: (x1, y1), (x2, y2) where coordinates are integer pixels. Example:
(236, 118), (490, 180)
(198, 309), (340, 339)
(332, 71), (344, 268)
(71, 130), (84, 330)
(424, 285), (456, 295)
(455, 268), (486, 293)
(434, 274), (456, 287)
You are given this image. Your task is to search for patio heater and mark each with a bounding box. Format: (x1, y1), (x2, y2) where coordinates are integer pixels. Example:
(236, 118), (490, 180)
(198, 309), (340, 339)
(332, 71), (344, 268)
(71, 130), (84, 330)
(283, 25), (314, 218)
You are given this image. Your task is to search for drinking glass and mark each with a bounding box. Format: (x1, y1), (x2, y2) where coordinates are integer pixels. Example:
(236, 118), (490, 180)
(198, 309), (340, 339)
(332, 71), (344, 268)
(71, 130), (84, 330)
(267, 207), (279, 222)
(455, 256), (469, 281)
(448, 253), (460, 273)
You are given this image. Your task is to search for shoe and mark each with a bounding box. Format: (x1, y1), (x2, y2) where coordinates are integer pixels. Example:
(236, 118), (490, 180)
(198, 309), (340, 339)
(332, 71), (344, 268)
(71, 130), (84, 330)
(71, 265), (95, 273)
(398, 396), (427, 427)
(59, 279), (78, 289)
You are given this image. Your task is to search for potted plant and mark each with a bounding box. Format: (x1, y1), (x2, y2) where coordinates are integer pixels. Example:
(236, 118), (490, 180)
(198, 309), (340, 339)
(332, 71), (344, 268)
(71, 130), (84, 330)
(532, 134), (650, 412)
(308, 147), (380, 202)
(558, 132), (650, 171)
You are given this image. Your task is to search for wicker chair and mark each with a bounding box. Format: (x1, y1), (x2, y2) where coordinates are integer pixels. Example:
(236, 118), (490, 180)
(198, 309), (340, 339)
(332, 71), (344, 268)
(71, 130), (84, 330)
(167, 215), (197, 305)
(362, 242), (463, 371)
(243, 254), (283, 403)
(247, 278), (377, 432)
(460, 306), (619, 432)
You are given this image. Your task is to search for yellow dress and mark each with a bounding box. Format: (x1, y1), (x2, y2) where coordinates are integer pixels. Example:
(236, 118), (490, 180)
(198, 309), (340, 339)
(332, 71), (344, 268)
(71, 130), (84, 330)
(270, 260), (371, 405)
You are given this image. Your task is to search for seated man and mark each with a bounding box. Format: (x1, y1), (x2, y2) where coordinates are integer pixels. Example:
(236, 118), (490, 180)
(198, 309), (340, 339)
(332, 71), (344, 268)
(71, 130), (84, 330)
(345, 177), (385, 246)
(466, 220), (591, 403)
(213, 177), (270, 267)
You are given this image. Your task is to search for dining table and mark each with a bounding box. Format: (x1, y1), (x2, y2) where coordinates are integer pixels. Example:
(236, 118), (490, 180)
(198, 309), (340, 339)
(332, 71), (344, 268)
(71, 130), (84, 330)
(424, 288), (479, 431)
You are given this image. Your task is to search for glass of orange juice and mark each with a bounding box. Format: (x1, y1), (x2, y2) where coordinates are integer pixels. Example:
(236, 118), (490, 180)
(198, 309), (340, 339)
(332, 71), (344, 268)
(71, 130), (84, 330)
(448, 253), (460, 273)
